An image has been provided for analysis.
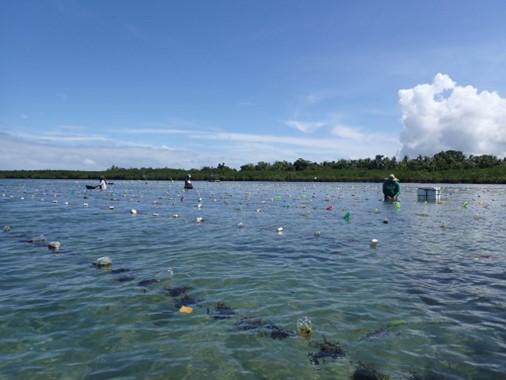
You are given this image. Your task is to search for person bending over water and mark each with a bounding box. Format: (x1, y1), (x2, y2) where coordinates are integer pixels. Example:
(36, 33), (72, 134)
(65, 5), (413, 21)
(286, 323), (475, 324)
(382, 173), (400, 201)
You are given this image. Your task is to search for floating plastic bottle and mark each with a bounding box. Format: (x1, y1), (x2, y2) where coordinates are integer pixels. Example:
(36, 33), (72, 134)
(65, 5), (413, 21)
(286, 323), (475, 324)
(297, 316), (313, 337)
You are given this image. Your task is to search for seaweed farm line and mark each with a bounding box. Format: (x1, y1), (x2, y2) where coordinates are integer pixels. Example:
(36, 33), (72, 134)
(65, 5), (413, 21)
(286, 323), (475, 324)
(1, 179), (505, 379)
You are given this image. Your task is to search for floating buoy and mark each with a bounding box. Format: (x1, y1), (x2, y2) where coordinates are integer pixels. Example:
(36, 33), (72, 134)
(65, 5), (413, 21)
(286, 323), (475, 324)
(344, 212), (350, 220)
(130, 209), (137, 215)
(370, 239), (378, 248)
(237, 222), (244, 228)
(94, 256), (112, 267)
(48, 241), (61, 251)
(314, 231), (321, 237)
(383, 218), (389, 224)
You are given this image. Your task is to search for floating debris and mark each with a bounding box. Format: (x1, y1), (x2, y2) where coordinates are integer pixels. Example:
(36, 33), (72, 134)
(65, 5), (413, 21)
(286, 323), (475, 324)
(297, 316), (313, 337)
(180, 305), (193, 314)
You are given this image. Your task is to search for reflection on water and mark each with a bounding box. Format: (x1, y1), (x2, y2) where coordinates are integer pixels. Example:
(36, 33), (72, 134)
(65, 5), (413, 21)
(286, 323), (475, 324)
(1, 180), (505, 379)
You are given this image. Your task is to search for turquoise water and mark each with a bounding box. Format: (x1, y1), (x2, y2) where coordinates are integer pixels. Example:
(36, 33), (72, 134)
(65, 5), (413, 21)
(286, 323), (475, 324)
(1, 179), (505, 379)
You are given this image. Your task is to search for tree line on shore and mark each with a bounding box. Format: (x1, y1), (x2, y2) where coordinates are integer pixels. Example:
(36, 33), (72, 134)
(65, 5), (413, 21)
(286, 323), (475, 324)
(1, 150), (505, 184)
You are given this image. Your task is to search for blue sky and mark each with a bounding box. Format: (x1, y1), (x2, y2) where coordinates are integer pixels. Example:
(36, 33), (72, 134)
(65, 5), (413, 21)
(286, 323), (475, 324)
(1, 0), (506, 170)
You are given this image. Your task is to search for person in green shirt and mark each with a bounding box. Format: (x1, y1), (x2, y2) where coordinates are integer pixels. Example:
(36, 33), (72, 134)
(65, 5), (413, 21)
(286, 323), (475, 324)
(383, 173), (400, 201)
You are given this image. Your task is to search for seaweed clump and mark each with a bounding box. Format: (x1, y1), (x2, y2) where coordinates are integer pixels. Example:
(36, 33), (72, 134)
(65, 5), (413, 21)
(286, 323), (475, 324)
(307, 336), (346, 365)
(163, 286), (194, 298)
(207, 302), (236, 320)
(232, 317), (295, 340)
(352, 362), (389, 380)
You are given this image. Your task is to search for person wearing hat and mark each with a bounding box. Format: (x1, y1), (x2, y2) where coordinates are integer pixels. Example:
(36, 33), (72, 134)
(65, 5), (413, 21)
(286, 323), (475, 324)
(383, 174), (400, 201)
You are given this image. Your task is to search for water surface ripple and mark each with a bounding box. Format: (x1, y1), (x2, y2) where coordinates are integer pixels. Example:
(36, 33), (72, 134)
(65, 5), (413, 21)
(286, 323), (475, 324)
(1, 180), (505, 379)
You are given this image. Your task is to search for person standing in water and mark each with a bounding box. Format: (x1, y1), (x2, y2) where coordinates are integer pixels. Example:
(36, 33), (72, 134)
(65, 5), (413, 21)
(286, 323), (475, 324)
(99, 177), (107, 191)
(382, 173), (400, 201)
(184, 174), (193, 190)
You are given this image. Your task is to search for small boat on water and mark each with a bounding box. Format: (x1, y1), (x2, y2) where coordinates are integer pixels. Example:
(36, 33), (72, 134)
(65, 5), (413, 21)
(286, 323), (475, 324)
(86, 185), (98, 190)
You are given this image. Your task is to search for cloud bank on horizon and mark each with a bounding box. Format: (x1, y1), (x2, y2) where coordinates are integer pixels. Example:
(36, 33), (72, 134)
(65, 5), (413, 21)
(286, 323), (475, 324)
(398, 73), (506, 159)
(1, 73), (505, 171)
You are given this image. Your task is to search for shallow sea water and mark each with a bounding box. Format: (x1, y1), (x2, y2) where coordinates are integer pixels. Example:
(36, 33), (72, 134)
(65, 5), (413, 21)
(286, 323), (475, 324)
(1, 179), (505, 379)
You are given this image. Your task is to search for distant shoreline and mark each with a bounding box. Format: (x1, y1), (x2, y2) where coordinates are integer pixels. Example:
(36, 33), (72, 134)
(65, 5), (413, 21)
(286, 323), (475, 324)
(1, 167), (505, 184)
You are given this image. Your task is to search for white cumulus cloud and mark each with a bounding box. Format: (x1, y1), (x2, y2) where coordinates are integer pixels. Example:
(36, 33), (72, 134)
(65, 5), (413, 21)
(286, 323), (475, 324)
(398, 73), (506, 158)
